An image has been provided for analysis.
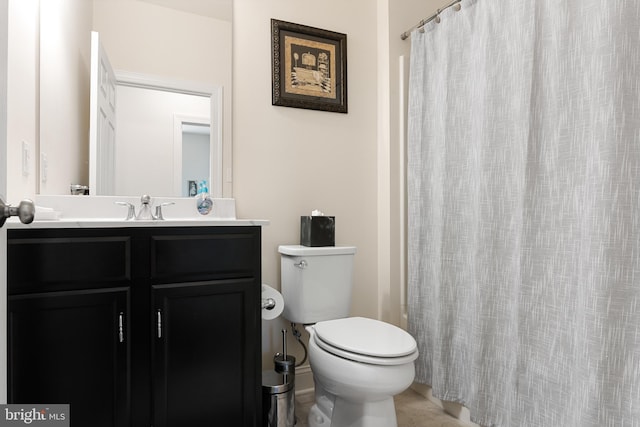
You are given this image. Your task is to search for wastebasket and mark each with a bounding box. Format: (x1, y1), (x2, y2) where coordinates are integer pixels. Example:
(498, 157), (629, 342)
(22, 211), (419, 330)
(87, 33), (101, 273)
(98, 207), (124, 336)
(262, 369), (295, 427)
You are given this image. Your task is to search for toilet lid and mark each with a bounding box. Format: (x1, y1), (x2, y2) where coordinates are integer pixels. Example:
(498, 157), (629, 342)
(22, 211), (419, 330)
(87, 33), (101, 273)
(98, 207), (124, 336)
(313, 317), (418, 364)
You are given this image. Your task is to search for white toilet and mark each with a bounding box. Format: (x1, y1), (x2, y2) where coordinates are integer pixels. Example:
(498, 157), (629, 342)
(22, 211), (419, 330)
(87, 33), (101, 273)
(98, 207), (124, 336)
(279, 245), (418, 427)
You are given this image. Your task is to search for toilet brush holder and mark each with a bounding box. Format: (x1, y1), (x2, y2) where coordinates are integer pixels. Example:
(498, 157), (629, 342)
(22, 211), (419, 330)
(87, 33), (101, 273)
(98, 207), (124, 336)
(262, 370), (294, 427)
(262, 330), (296, 427)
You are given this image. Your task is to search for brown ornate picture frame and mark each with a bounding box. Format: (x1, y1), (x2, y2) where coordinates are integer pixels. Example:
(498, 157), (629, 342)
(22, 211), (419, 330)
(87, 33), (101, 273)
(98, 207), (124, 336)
(271, 19), (347, 113)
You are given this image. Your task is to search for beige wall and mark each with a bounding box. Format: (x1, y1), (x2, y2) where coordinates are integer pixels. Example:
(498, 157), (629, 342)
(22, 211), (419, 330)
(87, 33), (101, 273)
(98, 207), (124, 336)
(39, 0), (93, 196)
(8, 0), (96, 198)
(233, 0), (381, 371)
(6, 0), (39, 202)
(92, 1), (231, 87)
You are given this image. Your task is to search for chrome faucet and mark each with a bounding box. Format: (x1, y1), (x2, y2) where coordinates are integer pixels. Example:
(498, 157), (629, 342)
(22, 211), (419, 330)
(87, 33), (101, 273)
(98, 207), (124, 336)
(136, 195), (154, 220)
(116, 196), (174, 221)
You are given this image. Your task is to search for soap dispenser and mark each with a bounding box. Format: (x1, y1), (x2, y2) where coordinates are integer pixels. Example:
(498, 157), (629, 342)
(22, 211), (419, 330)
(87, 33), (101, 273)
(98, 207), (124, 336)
(136, 195), (154, 220)
(196, 181), (213, 215)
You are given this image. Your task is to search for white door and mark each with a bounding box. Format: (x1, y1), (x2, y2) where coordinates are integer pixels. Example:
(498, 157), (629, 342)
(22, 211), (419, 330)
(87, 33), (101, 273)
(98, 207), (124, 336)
(1, 1), (36, 402)
(89, 31), (117, 196)
(0, 0), (9, 404)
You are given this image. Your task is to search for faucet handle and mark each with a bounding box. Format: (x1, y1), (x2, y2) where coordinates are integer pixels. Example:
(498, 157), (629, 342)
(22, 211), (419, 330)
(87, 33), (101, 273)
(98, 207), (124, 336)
(115, 202), (136, 220)
(154, 202), (175, 221)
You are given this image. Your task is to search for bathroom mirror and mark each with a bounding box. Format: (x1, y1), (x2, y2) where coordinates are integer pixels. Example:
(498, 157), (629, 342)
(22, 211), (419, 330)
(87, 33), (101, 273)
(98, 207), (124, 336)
(90, 63), (223, 197)
(38, 0), (232, 198)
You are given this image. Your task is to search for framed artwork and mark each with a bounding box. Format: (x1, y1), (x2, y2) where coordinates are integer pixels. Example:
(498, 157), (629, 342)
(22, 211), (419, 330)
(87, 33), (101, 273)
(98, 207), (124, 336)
(271, 19), (347, 113)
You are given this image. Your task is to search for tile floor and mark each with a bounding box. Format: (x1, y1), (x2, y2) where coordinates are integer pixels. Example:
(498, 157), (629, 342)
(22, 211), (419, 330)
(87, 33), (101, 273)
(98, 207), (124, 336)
(295, 388), (470, 427)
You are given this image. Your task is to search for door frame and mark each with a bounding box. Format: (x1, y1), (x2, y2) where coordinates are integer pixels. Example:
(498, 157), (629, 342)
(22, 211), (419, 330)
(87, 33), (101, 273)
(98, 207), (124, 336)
(1, 0), (10, 404)
(172, 114), (210, 196)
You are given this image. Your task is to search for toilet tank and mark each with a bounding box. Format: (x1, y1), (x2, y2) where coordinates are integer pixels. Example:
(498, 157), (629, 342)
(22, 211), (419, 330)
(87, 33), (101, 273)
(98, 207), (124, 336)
(279, 245), (356, 324)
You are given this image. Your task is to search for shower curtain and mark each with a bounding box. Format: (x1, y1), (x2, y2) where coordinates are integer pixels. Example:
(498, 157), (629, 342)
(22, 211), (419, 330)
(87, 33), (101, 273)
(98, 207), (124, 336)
(406, 1), (640, 426)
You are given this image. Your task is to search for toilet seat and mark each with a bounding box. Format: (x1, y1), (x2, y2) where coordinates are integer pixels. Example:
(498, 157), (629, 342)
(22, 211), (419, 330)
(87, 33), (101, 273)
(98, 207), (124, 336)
(313, 317), (419, 366)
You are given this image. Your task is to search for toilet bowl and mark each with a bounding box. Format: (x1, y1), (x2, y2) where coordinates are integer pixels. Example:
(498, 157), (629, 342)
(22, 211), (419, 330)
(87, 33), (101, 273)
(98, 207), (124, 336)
(306, 317), (418, 427)
(278, 245), (419, 427)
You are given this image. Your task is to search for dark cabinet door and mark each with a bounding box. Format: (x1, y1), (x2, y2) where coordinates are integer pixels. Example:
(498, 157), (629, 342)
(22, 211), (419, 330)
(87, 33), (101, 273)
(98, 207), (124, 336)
(151, 279), (259, 427)
(8, 288), (130, 427)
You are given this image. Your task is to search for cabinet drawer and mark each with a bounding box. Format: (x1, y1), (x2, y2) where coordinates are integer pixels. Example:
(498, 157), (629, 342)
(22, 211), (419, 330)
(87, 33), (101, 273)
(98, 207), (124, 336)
(150, 231), (259, 281)
(8, 235), (131, 294)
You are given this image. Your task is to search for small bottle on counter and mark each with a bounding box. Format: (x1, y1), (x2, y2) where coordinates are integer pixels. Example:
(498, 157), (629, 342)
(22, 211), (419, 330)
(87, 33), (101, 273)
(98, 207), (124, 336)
(196, 180), (213, 215)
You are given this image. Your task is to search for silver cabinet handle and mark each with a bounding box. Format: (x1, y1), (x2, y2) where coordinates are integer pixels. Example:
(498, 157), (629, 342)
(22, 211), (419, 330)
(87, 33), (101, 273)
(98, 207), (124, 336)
(157, 310), (162, 338)
(118, 312), (125, 343)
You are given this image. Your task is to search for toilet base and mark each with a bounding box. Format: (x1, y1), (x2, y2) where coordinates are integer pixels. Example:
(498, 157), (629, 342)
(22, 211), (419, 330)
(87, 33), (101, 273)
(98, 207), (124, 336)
(308, 397), (397, 427)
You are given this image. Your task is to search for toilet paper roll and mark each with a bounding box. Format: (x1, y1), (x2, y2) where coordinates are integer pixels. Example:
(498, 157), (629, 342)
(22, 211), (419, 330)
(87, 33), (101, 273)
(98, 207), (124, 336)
(261, 284), (284, 320)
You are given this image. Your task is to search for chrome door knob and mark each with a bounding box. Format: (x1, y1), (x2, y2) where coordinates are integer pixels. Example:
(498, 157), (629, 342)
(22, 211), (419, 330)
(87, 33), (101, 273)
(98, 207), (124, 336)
(0, 197), (35, 228)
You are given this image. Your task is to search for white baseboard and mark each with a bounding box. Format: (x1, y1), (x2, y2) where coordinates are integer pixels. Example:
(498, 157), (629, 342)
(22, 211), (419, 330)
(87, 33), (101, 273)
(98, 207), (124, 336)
(411, 383), (479, 426)
(294, 364), (314, 396)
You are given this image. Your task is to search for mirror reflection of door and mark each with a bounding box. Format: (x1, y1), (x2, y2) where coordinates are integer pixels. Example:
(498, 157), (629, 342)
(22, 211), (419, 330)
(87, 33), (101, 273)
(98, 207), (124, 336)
(181, 123), (210, 197)
(114, 85), (211, 197)
(89, 31), (117, 196)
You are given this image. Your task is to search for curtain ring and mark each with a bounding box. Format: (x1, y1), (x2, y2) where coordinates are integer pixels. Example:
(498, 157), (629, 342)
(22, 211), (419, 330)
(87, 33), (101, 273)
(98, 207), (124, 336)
(453, 3), (462, 12)
(435, 9), (441, 24)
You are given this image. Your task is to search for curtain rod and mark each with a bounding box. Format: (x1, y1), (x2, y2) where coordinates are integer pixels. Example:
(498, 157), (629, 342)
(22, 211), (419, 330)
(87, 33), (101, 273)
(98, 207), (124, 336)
(400, 0), (462, 40)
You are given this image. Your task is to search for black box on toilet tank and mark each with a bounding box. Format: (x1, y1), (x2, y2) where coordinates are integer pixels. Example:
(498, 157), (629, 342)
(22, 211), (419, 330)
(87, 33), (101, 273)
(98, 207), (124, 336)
(300, 216), (335, 247)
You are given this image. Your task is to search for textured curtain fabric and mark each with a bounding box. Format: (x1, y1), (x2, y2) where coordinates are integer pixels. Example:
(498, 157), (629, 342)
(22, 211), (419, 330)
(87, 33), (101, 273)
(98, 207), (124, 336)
(406, 1), (640, 426)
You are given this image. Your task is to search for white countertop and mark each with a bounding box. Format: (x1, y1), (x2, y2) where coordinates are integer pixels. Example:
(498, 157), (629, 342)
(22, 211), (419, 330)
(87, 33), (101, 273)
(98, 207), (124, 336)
(5, 195), (269, 228)
(6, 218), (270, 229)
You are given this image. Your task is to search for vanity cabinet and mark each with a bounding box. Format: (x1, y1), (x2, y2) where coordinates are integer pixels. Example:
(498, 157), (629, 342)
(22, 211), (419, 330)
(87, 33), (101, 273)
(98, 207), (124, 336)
(8, 288), (130, 427)
(7, 226), (262, 427)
